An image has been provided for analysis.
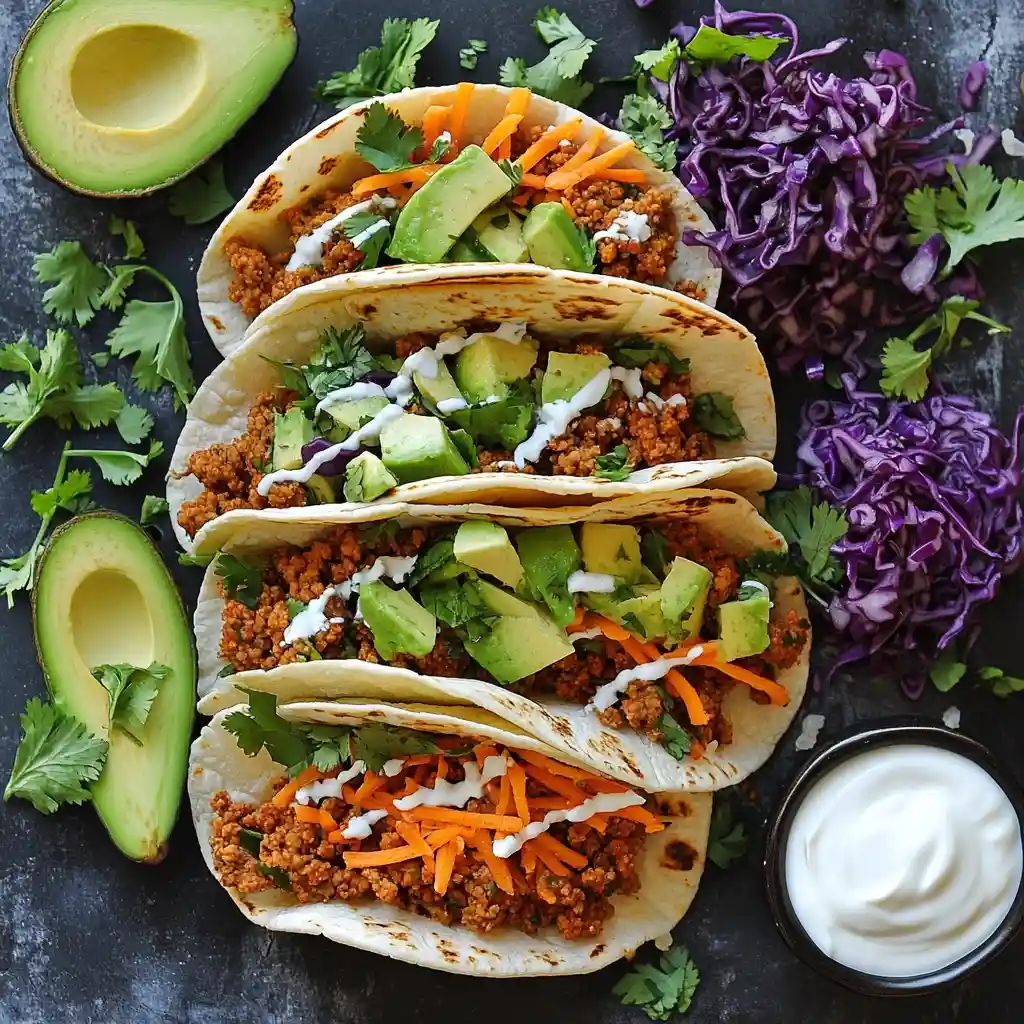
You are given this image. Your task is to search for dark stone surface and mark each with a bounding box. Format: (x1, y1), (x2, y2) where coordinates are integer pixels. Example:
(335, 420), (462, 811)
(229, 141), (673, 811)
(1, 0), (1023, 1020)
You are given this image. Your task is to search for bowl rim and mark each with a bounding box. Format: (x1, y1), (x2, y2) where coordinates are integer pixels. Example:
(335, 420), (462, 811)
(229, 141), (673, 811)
(763, 718), (1024, 996)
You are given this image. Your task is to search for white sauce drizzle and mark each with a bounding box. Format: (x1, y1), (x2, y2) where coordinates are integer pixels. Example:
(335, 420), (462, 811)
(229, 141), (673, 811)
(348, 217), (390, 251)
(570, 627), (605, 643)
(294, 760), (367, 805)
(337, 555), (419, 601)
(284, 587), (337, 645)
(382, 758), (406, 777)
(567, 571), (617, 594)
(794, 714), (825, 752)
(593, 211), (651, 245)
(342, 808), (389, 839)
(437, 397), (469, 414)
(493, 791), (646, 858)
(315, 382), (387, 416)
(287, 196), (398, 271)
(393, 755), (508, 810)
(610, 366), (644, 400)
(590, 646), (705, 712)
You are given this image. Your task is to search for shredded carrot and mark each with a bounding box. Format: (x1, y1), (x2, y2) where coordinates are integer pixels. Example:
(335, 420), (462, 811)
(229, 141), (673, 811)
(592, 167), (646, 184)
(545, 141), (638, 190)
(435, 755), (448, 782)
(341, 783), (360, 806)
(474, 744), (499, 767)
(402, 755), (436, 768)
(527, 796), (576, 811)
(353, 772), (385, 804)
(613, 805), (667, 833)
(507, 861), (530, 893)
(568, 604), (587, 630)
(421, 105), (450, 150)
(527, 840), (569, 875)
(507, 762), (531, 824)
(560, 197), (575, 219)
(533, 831), (589, 870)
(424, 826), (474, 848)
(318, 807), (338, 831)
(585, 814), (609, 834)
(408, 807), (524, 831)
(689, 650), (790, 705)
(506, 87), (533, 116)
(521, 843), (538, 875)
(511, 191), (533, 207)
(690, 740), (706, 761)
(497, 137), (513, 161)
(516, 750), (600, 783)
(352, 165), (439, 196)
(552, 127), (606, 176)
(522, 764), (586, 804)
(495, 772), (512, 817)
(272, 766), (322, 808)
(520, 173), (548, 189)
(344, 845), (421, 869)
(665, 671), (711, 727)
(396, 821), (435, 865)
(447, 82), (475, 151)
(327, 829), (344, 844)
(471, 831), (516, 895)
(482, 114), (524, 156)
(517, 119), (582, 172)
(433, 838), (460, 894)
(293, 804), (322, 825)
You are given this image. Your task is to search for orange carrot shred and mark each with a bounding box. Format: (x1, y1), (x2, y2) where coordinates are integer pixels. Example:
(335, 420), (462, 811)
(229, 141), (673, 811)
(585, 814), (608, 834)
(421, 105), (450, 150)
(533, 832), (588, 869)
(516, 750), (601, 783)
(545, 140), (638, 189)
(344, 846), (421, 869)
(520, 173), (548, 189)
(582, 777), (632, 795)
(353, 772), (385, 803)
(318, 807), (338, 831)
(435, 755), (448, 782)
(517, 119), (582, 172)
(272, 766), (322, 808)
(522, 764), (586, 804)
(424, 826), (473, 849)
(434, 838), (459, 894)
(613, 805), (667, 833)
(409, 807), (525, 831)
(552, 127), (606, 176)
(507, 762), (531, 823)
(528, 840), (569, 876)
(482, 114), (524, 155)
(396, 821), (435, 865)
(447, 82), (475, 151)
(352, 165), (439, 196)
(495, 772), (512, 817)
(327, 829), (344, 844)
(293, 804), (322, 825)
(689, 649), (790, 705)
(506, 87), (533, 116)
(474, 744), (499, 767)
(472, 831), (516, 895)
(665, 670), (711, 727)
(527, 796), (576, 811)
(521, 843), (538, 875)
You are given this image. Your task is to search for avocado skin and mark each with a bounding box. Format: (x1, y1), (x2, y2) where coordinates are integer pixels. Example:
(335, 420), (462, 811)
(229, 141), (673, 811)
(32, 513), (196, 863)
(8, 0), (298, 198)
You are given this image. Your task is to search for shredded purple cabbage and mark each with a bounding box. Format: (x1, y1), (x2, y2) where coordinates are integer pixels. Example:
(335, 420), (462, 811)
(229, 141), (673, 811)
(301, 438), (358, 477)
(797, 376), (1024, 683)
(959, 60), (988, 110)
(656, 2), (987, 370)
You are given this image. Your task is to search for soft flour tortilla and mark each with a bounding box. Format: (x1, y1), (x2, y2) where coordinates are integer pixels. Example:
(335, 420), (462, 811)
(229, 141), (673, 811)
(194, 491), (809, 793)
(197, 83), (723, 355)
(169, 264), (776, 551)
(189, 699), (712, 976)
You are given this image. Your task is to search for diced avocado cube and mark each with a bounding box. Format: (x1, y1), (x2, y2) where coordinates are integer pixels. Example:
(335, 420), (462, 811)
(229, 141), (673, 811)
(360, 581), (437, 660)
(413, 359), (464, 414)
(448, 428), (479, 468)
(272, 408), (313, 471)
(476, 208), (530, 263)
(453, 333), (539, 403)
(515, 525), (582, 628)
(464, 580), (575, 683)
(619, 586), (669, 640)
(454, 522), (524, 589)
(305, 474), (337, 504)
(523, 202), (592, 273)
(446, 228), (497, 263)
(717, 587), (771, 662)
(661, 557), (712, 642)
(582, 589), (628, 621)
(580, 524), (644, 584)
(322, 396), (390, 438)
(343, 452), (398, 503)
(389, 145), (514, 263)
(541, 352), (612, 405)
(379, 414), (470, 484)
(449, 381), (535, 450)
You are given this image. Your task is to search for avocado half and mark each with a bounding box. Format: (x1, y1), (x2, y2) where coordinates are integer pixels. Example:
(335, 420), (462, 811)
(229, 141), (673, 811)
(32, 514), (196, 862)
(9, 0), (298, 198)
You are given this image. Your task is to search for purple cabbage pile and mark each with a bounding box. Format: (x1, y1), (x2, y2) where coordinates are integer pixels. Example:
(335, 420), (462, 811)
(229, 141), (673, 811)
(656, 2), (990, 370)
(797, 376), (1024, 689)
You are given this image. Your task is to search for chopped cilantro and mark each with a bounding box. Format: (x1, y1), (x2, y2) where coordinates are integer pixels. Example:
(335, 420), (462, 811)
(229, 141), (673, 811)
(765, 487), (847, 587)
(498, 157), (524, 188)
(929, 650), (967, 693)
(575, 222), (597, 272)
(499, 8), (597, 106)
(614, 944), (700, 1020)
(92, 663), (171, 744)
(459, 39), (488, 70)
(316, 18), (439, 109)
(109, 217), (146, 259)
(407, 537), (456, 587)
(358, 520), (400, 546)
(691, 393), (745, 439)
(707, 802), (748, 869)
(450, 379), (535, 449)
(115, 404), (155, 446)
(286, 597), (307, 620)
(258, 864), (292, 889)
(178, 552), (216, 569)
(420, 578), (496, 642)
(683, 25), (788, 68)
(3, 697), (107, 814)
(979, 666), (1024, 697)
(167, 161), (235, 225)
(614, 340), (690, 377)
(634, 39), (682, 82)
(641, 528), (672, 578)
(619, 93), (676, 172)
(215, 555), (263, 610)
(655, 691), (692, 761)
(595, 444), (634, 482)
(351, 723), (441, 773)
(355, 102), (425, 171)
(140, 495), (170, 527)
(300, 326), (379, 405)
(34, 240), (109, 327)
(342, 213), (392, 270)
(66, 440), (164, 486)
(238, 827), (263, 857)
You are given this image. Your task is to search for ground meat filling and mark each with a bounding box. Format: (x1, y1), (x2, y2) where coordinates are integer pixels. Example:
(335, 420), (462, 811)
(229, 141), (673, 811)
(208, 761), (647, 940)
(176, 391), (307, 538)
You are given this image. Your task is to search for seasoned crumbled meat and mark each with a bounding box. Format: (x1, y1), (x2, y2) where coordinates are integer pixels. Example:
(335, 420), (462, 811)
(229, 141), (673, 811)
(747, 610), (811, 672)
(176, 392), (306, 538)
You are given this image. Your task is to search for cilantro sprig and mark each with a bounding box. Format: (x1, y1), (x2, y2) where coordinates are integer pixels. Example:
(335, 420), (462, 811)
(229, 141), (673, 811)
(268, 326), (379, 412)
(168, 161), (235, 225)
(316, 18), (439, 110)
(595, 444), (634, 482)
(459, 39), (488, 71)
(614, 944), (700, 1020)
(691, 393), (745, 440)
(619, 93), (676, 172)
(215, 554), (263, 609)
(500, 8), (597, 106)
(707, 802), (748, 869)
(355, 102), (425, 171)
(34, 241), (109, 327)
(92, 663), (171, 744)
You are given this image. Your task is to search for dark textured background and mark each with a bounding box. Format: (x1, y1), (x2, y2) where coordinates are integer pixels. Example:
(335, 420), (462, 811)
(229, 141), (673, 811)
(2, 0), (1023, 1020)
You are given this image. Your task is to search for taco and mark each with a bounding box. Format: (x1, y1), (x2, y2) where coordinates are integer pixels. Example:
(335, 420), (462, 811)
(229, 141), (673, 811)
(194, 492), (810, 792)
(197, 83), (722, 356)
(169, 265), (775, 552)
(190, 695), (711, 975)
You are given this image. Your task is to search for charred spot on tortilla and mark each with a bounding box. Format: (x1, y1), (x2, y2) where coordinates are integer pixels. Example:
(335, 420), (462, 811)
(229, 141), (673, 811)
(658, 796), (693, 817)
(552, 297), (620, 322)
(248, 173), (284, 212)
(315, 119), (346, 140)
(319, 156), (339, 176)
(662, 840), (699, 871)
(300, 184), (310, 193)
(208, 315), (226, 333)
(590, 943), (607, 958)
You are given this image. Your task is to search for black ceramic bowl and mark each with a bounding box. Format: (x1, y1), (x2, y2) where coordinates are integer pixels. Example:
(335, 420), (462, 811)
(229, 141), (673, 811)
(764, 721), (1024, 996)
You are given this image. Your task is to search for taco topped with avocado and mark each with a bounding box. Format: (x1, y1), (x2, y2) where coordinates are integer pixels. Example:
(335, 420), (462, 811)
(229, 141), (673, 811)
(197, 83), (722, 355)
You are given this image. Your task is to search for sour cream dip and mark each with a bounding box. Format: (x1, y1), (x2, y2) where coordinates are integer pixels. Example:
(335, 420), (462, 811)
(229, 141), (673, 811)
(783, 743), (1023, 980)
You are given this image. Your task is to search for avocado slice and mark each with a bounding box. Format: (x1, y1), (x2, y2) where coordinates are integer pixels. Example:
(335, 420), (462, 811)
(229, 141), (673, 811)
(389, 145), (514, 263)
(360, 582), (437, 660)
(343, 452), (398, 502)
(661, 557), (712, 641)
(413, 360), (464, 414)
(453, 522), (525, 589)
(454, 333), (539, 403)
(379, 414), (471, 484)
(464, 581), (575, 684)
(580, 524), (645, 584)
(523, 202), (594, 273)
(449, 381), (536, 450)
(475, 208), (530, 263)
(32, 514), (196, 862)
(515, 525), (582, 627)
(447, 228), (498, 263)
(448, 428), (480, 468)
(10, 0), (297, 198)
(272, 408), (313, 471)
(619, 587), (670, 640)
(305, 474), (337, 504)
(718, 585), (771, 662)
(542, 352), (612, 405)
(321, 397), (390, 440)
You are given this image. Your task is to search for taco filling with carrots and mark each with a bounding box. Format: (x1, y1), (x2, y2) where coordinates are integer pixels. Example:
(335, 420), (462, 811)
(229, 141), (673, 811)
(176, 323), (744, 539)
(223, 86), (693, 322)
(213, 517), (808, 758)
(209, 694), (665, 939)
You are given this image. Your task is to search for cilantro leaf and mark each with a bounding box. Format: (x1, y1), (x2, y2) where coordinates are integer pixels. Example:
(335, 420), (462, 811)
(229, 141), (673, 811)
(765, 487), (848, 584)
(450, 378), (535, 449)
(316, 18), (439, 109)
(619, 93), (676, 172)
(216, 554), (263, 609)
(179, 552), (215, 568)
(342, 213), (391, 270)
(460, 39), (488, 71)
(34, 241), (109, 327)
(906, 163), (1024, 273)
(4, 697), (108, 814)
(0, 334), (41, 373)
(614, 944), (700, 1020)
(92, 663), (170, 744)
(168, 161), (235, 225)
(303, 326), (378, 402)
(420, 579), (497, 642)
(930, 651), (967, 693)
(635, 40), (682, 81)
(355, 102), (425, 171)
(351, 723), (441, 773)
(880, 337), (933, 402)
(641, 528), (672, 578)
(30, 469), (93, 519)
(110, 216), (145, 259)
(140, 495), (169, 526)
(691, 393), (745, 439)
(406, 538), (456, 587)
(614, 341), (690, 377)
(498, 158), (524, 189)
(115, 403), (155, 445)
(595, 444), (634, 482)
(979, 666), (1024, 697)
(656, 696), (693, 761)
(575, 223), (597, 272)
(684, 25), (788, 68)
(66, 440), (163, 486)
(499, 8), (596, 105)
(105, 267), (194, 408)
(707, 802), (748, 868)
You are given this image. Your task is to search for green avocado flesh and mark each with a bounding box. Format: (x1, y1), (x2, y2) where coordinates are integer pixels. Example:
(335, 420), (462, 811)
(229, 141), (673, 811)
(33, 514), (196, 861)
(11, 0), (297, 196)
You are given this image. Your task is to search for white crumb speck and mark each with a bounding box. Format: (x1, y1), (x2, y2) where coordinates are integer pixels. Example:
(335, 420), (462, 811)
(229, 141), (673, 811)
(942, 706), (961, 730)
(795, 714), (825, 751)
